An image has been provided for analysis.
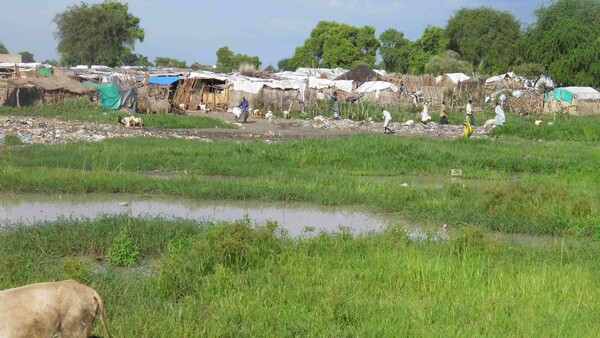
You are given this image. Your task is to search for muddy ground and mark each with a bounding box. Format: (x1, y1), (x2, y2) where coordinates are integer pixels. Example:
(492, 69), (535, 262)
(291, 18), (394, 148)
(0, 111), (490, 145)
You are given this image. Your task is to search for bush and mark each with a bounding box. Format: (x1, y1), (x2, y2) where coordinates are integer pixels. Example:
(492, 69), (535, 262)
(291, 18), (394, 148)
(107, 225), (139, 267)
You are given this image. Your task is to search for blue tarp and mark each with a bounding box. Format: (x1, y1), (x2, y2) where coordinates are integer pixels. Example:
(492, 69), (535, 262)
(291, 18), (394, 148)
(148, 76), (180, 85)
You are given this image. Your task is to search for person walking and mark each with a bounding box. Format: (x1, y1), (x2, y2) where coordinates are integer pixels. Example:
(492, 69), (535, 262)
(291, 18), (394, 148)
(439, 101), (448, 125)
(421, 100), (432, 124)
(466, 99), (475, 127)
(238, 97), (250, 123)
(382, 109), (393, 134)
(332, 91), (340, 120)
(494, 101), (505, 126)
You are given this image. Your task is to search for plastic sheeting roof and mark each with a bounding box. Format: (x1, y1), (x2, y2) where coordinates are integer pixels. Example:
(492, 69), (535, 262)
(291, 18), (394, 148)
(188, 71), (229, 82)
(436, 73), (471, 84)
(308, 77), (353, 93)
(486, 72), (515, 83)
(148, 76), (180, 85)
(562, 87), (600, 100)
(356, 81), (398, 93)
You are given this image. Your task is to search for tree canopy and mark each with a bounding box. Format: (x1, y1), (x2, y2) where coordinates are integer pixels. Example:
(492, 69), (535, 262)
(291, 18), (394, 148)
(379, 29), (410, 73)
(215, 47), (261, 73)
(154, 57), (186, 68)
(53, 1), (144, 68)
(408, 26), (449, 75)
(18, 51), (35, 63)
(288, 21), (380, 69)
(424, 50), (472, 75)
(446, 7), (521, 74)
(522, 0), (600, 87)
(0, 41), (8, 54)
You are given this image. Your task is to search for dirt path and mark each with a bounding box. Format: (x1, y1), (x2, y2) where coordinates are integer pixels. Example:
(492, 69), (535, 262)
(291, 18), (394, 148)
(1, 112), (488, 145)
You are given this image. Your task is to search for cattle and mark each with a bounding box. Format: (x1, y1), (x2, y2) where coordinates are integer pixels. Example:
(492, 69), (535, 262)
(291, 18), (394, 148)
(0, 280), (112, 338)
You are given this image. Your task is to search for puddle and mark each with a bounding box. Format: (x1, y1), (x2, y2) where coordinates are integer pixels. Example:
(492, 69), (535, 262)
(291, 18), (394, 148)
(0, 194), (394, 236)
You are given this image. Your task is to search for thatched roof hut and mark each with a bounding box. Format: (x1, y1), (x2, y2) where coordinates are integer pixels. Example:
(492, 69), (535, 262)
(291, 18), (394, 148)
(334, 63), (382, 88)
(0, 76), (94, 107)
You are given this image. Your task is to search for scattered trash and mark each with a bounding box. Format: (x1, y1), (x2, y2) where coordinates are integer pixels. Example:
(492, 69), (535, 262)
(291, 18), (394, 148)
(451, 169), (462, 177)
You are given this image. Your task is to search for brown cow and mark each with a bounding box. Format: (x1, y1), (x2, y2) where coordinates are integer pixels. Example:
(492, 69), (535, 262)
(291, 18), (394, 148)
(0, 279), (112, 338)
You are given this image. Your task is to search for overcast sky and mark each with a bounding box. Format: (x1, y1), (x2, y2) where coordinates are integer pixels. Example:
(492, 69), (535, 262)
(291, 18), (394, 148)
(0, 0), (549, 67)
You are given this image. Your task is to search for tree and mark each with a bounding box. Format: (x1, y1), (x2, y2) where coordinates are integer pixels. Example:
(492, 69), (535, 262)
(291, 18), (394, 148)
(277, 58), (292, 71)
(379, 29), (410, 73)
(122, 53), (153, 67)
(424, 50), (472, 75)
(154, 57), (187, 68)
(215, 46), (261, 73)
(407, 26), (449, 75)
(53, 1), (144, 68)
(0, 41), (8, 54)
(522, 0), (600, 87)
(18, 51), (35, 63)
(288, 21), (380, 69)
(446, 7), (521, 74)
(41, 59), (60, 67)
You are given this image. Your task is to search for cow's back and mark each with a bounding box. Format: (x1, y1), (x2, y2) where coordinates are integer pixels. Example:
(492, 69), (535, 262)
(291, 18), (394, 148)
(0, 280), (100, 338)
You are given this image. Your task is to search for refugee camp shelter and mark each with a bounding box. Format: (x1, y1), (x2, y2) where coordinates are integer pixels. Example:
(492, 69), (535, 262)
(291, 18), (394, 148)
(355, 81), (399, 104)
(544, 86), (600, 115)
(181, 72), (230, 110)
(435, 73), (471, 86)
(0, 76), (93, 107)
(0, 54), (23, 64)
(335, 64), (383, 88)
(485, 72), (522, 89)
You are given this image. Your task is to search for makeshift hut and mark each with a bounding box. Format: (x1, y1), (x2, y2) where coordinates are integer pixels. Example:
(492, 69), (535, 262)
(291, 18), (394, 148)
(485, 72), (522, 89)
(135, 76), (179, 113)
(355, 81), (399, 104)
(256, 80), (306, 112)
(334, 64), (382, 89)
(177, 72), (230, 111)
(0, 76), (94, 107)
(435, 73), (471, 86)
(544, 87), (600, 115)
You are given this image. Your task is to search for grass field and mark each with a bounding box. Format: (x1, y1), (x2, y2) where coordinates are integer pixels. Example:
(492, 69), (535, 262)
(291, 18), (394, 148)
(1, 101), (599, 336)
(1, 217), (599, 337)
(0, 99), (233, 129)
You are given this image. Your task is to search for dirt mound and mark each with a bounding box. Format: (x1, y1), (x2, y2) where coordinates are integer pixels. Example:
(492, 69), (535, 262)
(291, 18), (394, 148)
(335, 63), (382, 87)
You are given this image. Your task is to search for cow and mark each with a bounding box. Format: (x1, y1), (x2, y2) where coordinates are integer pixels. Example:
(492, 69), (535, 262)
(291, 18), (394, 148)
(0, 280), (112, 338)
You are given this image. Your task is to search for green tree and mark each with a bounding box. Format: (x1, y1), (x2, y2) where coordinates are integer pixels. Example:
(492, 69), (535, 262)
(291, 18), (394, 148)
(154, 57), (187, 68)
(122, 53), (153, 67)
(216, 46), (261, 73)
(424, 50), (472, 75)
(0, 41), (8, 54)
(379, 29), (410, 73)
(277, 58), (292, 71)
(522, 0), (600, 87)
(407, 26), (449, 75)
(446, 7), (521, 74)
(53, 1), (145, 68)
(41, 59), (60, 67)
(18, 51), (35, 63)
(288, 21), (380, 69)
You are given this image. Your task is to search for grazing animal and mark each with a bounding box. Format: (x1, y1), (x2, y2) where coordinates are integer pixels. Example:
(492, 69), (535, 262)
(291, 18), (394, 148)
(483, 119), (496, 128)
(198, 104), (210, 113)
(118, 115), (143, 127)
(253, 109), (267, 117)
(534, 120), (543, 126)
(265, 111), (274, 123)
(403, 119), (414, 126)
(283, 110), (290, 119)
(0, 280), (112, 338)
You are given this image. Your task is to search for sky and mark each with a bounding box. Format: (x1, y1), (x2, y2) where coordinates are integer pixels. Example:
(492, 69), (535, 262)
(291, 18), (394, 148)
(0, 0), (549, 67)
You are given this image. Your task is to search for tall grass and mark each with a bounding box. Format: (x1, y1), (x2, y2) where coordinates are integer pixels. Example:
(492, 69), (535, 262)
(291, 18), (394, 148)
(490, 113), (600, 142)
(1, 217), (599, 336)
(0, 134), (598, 235)
(0, 99), (233, 129)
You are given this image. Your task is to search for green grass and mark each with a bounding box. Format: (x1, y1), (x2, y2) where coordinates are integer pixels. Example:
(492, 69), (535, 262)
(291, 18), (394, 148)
(1, 217), (599, 337)
(0, 99), (233, 129)
(490, 113), (600, 142)
(0, 134), (598, 235)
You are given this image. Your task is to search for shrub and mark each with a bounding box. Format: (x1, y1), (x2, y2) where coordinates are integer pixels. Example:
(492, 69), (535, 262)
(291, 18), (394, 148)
(107, 225), (139, 267)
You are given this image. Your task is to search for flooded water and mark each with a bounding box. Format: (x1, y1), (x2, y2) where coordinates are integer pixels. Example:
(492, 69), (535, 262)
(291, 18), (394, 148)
(0, 194), (393, 236)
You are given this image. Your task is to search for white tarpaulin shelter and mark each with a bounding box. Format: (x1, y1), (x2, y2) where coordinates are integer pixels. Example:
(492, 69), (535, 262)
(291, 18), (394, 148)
(308, 77), (353, 93)
(188, 71), (229, 82)
(486, 72), (515, 83)
(356, 81), (398, 93)
(436, 73), (471, 84)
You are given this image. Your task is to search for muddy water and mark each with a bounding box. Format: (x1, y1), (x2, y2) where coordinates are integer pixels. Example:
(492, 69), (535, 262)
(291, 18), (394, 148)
(0, 194), (393, 236)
